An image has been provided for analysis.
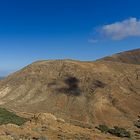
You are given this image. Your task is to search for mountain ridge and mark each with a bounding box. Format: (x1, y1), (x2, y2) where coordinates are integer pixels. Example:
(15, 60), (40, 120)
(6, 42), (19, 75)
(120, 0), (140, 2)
(99, 48), (140, 65)
(0, 49), (139, 130)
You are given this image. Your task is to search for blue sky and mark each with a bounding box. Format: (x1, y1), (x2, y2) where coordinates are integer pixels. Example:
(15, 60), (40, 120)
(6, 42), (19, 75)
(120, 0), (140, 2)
(0, 0), (140, 76)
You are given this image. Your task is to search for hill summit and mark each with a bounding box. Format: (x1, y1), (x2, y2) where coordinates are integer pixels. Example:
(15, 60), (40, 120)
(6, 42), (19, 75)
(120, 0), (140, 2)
(100, 48), (140, 64)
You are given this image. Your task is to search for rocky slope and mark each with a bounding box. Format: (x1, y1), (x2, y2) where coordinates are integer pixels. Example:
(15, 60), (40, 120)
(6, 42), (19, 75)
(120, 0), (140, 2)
(0, 49), (139, 139)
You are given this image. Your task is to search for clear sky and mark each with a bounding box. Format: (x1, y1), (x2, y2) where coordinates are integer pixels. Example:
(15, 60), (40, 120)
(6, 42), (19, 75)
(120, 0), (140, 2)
(0, 0), (140, 76)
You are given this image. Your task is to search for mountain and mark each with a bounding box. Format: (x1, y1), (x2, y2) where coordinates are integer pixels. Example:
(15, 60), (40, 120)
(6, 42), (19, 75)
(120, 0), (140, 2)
(100, 48), (140, 65)
(0, 49), (139, 139)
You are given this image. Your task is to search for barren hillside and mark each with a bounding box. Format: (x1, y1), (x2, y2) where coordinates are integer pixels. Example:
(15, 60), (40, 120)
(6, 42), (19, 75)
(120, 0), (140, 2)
(0, 49), (140, 139)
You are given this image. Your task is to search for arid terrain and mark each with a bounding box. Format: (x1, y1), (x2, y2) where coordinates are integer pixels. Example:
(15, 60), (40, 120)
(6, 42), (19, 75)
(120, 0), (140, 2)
(0, 49), (139, 140)
(0, 112), (136, 140)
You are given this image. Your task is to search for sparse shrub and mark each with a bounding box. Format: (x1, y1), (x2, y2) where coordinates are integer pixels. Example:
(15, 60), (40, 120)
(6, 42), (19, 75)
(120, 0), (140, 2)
(96, 125), (131, 138)
(96, 124), (109, 133)
(0, 108), (28, 126)
(108, 126), (131, 138)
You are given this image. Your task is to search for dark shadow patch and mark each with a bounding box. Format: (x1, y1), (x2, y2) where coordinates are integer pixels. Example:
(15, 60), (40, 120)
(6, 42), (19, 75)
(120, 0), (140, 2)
(58, 77), (81, 96)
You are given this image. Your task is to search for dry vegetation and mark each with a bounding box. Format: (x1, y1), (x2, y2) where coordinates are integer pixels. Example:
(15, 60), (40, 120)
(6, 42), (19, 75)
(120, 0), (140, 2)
(0, 49), (139, 139)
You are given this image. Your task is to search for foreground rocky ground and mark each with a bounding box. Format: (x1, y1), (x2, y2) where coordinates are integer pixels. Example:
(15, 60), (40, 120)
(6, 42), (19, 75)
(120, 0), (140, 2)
(0, 112), (139, 140)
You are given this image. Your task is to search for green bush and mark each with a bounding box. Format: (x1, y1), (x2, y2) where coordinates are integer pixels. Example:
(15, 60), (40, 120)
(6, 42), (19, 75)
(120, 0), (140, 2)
(0, 108), (28, 126)
(96, 125), (131, 138)
(108, 126), (131, 138)
(96, 124), (109, 133)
